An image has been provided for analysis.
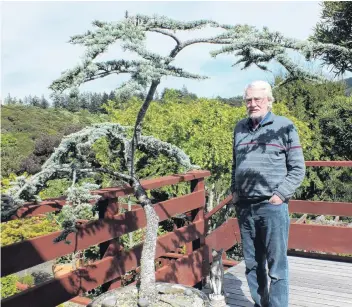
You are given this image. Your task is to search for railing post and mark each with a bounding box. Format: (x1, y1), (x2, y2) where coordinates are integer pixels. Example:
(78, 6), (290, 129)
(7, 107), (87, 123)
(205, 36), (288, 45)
(98, 197), (122, 292)
(185, 176), (208, 289)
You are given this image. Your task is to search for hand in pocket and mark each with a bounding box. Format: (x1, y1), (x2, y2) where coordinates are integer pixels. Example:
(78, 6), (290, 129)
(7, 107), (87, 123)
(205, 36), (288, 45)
(269, 194), (283, 205)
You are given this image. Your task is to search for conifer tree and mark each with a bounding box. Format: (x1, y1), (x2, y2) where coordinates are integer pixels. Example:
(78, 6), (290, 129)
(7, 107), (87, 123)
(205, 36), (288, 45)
(47, 15), (236, 303)
(310, 1), (352, 75)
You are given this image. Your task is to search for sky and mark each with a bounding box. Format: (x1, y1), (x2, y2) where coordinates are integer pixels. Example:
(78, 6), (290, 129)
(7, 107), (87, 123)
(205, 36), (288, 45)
(1, 0), (347, 100)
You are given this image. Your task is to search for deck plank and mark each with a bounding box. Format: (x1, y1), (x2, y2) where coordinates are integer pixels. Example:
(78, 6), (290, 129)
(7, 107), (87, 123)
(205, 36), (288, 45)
(221, 285), (352, 305)
(204, 256), (352, 307)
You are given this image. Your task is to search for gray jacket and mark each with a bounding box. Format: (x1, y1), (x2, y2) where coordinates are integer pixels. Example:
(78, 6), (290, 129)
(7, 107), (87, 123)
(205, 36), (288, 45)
(231, 112), (305, 201)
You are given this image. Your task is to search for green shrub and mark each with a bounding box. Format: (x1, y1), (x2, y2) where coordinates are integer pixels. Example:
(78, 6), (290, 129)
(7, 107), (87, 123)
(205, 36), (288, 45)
(0, 216), (60, 246)
(120, 226), (167, 250)
(18, 274), (35, 287)
(1, 105), (108, 176)
(1, 274), (19, 298)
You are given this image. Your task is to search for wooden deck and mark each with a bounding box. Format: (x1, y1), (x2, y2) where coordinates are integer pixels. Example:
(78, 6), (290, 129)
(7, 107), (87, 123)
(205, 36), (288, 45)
(205, 256), (352, 307)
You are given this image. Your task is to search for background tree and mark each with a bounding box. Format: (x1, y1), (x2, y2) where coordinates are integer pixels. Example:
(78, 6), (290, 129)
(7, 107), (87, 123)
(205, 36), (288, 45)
(30, 96), (41, 107)
(211, 24), (352, 84)
(273, 75), (352, 203)
(0, 104), (108, 176)
(104, 98), (312, 212)
(310, 1), (352, 75)
(40, 95), (50, 109)
(4, 94), (17, 105)
(5, 14), (236, 304)
(161, 87), (198, 103)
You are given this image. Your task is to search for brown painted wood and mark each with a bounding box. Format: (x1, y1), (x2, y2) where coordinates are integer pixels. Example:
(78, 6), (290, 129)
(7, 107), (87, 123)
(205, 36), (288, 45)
(155, 247), (205, 286)
(205, 218), (241, 255)
(10, 199), (67, 219)
(162, 252), (184, 259)
(69, 296), (91, 305)
(305, 161), (352, 167)
(118, 203), (140, 211)
(187, 178), (208, 287)
(289, 200), (352, 217)
(1, 190), (204, 277)
(98, 197), (121, 293)
(94, 170), (210, 199)
(223, 259), (239, 267)
(295, 214), (307, 224)
(4, 170), (210, 221)
(186, 178), (206, 253)
(289, 224), (352, 254)
(204, 195), (232, 220)
(1, 220), (205, 307)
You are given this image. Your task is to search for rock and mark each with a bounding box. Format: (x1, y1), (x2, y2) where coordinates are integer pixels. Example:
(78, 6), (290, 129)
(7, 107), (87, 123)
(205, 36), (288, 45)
(184, 288), (193, 296)
(138, 298), (149, 307)
(101, 298), (116, 307)
(209, 294), (227, 307)
(158, 285), (184, 295)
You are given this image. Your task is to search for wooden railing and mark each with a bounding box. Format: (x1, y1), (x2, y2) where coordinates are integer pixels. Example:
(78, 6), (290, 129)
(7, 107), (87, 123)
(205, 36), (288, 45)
(205, 161), (352, 258)
(2, 170), (237, 307)
(1, 162), (352, 307)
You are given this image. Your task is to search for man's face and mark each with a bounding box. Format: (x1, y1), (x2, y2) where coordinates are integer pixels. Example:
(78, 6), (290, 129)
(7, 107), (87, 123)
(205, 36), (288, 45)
(244, 87), (270, 119)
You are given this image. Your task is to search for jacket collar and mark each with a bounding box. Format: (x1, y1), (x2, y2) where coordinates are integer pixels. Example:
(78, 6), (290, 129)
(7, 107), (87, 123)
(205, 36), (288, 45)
(245, 111), (275, 130)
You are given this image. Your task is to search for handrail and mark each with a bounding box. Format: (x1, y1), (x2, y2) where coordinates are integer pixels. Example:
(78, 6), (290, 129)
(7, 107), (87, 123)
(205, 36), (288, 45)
(204, 195), (232, 220)
(305, 161), (352, 167)
(205, 161), (352, 221)
(1, 173), (211, 307)
(1, 190), (206, 277)
(3, 170), (211, 221)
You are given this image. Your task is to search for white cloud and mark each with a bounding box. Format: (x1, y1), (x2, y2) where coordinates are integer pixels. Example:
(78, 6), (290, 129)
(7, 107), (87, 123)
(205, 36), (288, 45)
(2, 1), (334, 100)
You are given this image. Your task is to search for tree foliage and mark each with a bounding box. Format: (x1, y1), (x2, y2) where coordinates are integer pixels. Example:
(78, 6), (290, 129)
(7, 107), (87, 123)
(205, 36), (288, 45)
(0, 216), (60, 247)
(47, 14), (238, 303)
(19, 134), (62, 174)
(4, 90), (118, 113)
(318, 96), (352, 160)
(160, 87), (198, 103)
(273, 77), (352, 202)
(311, 1), (352, 74)
(104, 97), (313, 207)
(1, 275), (19, 299)
(1, 105), (108, 176)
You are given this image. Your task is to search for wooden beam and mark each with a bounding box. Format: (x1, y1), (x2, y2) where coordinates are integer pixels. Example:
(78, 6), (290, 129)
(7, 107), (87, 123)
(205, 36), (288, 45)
(1, 220), (205, 307)
(204, 195), (232, 220)
(4, 170), (210, 221)
(289, 224), (352, 254)
(295, 214), (307, 224)
(1, 191), (204, 277)
(305, 161), (352, 167)
(155, 247), (205, 286)
(69, 296), (92, 306)
(205, 218), (241, 255)
(289, 200), (352, 217)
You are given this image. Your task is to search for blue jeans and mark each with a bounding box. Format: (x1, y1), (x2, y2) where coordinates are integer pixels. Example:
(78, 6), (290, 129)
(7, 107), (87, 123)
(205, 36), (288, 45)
(235, 200), (290, 307)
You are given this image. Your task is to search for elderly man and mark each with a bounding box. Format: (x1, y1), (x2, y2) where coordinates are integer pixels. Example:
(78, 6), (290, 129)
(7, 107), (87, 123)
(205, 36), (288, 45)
(231, 81), (305, 307)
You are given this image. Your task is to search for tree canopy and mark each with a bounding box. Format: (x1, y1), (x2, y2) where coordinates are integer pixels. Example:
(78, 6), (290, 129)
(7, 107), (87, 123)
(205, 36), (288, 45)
(310, 1), (352, 75)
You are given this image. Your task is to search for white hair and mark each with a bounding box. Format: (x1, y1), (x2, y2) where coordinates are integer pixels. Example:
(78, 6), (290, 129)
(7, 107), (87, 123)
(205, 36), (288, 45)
(243, 80), (275, 111)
